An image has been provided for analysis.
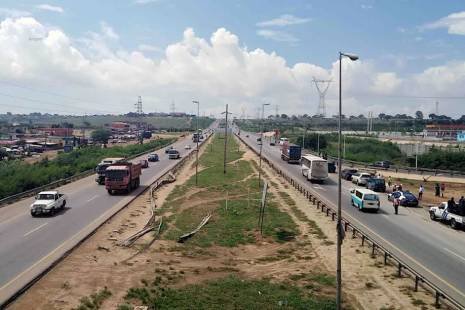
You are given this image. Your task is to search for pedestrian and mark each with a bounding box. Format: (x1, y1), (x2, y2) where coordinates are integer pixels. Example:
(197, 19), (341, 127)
(435, 183), (440, 197)
(418, 184), (424, 201)
(440, 183), (446, 198)
(387, 176), (392, 188)
(398, 184), (403, 192)
(460, 196), (465, 216)
(393, 197), (400, 215)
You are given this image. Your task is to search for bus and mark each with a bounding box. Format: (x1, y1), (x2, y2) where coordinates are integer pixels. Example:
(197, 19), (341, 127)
(301, 154), (328, 183)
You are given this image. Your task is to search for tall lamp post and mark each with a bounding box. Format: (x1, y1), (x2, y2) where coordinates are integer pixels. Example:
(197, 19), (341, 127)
(258, 103), (270, 187)
(337, 52), (359, 310)
(193, 100), (200, 185)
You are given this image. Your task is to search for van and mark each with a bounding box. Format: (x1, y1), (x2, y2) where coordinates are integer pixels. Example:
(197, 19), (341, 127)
(350, 188), (380, 212)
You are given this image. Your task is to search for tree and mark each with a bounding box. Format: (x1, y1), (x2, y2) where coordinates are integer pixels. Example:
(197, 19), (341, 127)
(428, 113), (437, 120)
(280, 114), (288, 119)
(378, 113), (386, 120)
(0, 148), (8, 160)
(415, 110), (424, 120)
(91, 128), (111, 144)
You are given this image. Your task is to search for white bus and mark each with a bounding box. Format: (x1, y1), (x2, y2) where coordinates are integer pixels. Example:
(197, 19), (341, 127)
(301, 154), (328, 183)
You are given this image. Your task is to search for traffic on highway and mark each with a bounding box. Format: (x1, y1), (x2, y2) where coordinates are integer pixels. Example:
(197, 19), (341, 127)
(238, 129), (465, 306)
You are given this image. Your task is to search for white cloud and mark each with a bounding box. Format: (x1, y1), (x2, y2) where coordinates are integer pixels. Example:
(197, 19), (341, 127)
(424, 11), (465, 35)
(0, 8), (31, 18)
(257, 14), (311, 27)
(0, 16), (464, 117)
(361, 4), (373, 9)
(138, 44), (162, 53)
(100, 21), (118, 40)
(36, 4), (64, 13)
(256, 29), (299, 42)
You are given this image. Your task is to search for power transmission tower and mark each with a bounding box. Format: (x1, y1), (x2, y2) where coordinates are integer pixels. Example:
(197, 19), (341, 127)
(170, 101), (176, 114)
(134, 96), (144, 114)
(240, 106), (246, 120)
(313, 77), (332, 117)
(435, 101), (439, 115)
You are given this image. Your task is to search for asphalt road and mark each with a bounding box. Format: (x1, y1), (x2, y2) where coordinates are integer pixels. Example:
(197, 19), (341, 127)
(0, 127), (214, 305)
(240, 130), (465, 306)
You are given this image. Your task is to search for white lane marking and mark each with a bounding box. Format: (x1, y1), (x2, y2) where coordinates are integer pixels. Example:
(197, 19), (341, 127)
(444, 248), (465, 263)
(86, 195), (98, 203)
(313, 186), (326, 191)
(0, 212), (27, 227)
(24, 222), (48, 237)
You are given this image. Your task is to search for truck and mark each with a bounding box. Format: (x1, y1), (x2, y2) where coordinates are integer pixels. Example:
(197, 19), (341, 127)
(429, 202), (465, 229)
(280, 142), (301, 164)
(105, 162), (142, 195)
(30, 191), (67, 217)
(95, 157), (125, 184)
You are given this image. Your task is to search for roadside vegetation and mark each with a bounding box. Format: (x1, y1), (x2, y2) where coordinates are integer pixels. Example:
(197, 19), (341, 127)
(0, 138), (175, 199)
(120, 134), (336, 309)
(413, 148), (465, 172)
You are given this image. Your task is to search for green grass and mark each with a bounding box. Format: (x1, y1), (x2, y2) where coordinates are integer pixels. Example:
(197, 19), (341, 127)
(162, 134), (298, 247)
(124, 275), (336, 310)
(74, 287), (112, 310)
(0, 138), (175, 199)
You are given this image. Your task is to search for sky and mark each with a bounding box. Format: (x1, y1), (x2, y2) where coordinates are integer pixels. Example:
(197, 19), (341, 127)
(0, 0), (464, 117)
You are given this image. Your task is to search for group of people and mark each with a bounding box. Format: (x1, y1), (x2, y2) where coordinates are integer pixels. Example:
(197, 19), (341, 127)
(446, 196), (465, 216)
(434, 183), (446, 197)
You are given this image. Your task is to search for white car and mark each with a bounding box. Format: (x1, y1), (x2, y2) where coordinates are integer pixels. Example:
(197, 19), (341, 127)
(184, 145), (192, 150)
(30, 191), (67, 217)
(351, 172), (372, 185)
(279, 137), (289, 145)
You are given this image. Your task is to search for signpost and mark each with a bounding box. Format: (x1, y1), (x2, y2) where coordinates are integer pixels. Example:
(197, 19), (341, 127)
(258, 181), (268, 236)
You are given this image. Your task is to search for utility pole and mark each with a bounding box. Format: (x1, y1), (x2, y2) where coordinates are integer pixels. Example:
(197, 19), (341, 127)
(193, 100), (200, 186)
(258, 103), (270, 187)
(221, 104), (232, 174)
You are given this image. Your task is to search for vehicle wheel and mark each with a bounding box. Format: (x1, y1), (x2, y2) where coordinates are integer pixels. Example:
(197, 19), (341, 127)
(108, 190), (113, 195)
(451, 219), (458, 230)
(62, 200), (66, 208)
(31, 212), (36, 217)
(351, 200), (355, 207)
(429, 212), (436, 221)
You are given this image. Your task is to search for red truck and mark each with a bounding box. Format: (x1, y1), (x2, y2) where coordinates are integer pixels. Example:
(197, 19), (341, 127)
(105, 162), (142, 195)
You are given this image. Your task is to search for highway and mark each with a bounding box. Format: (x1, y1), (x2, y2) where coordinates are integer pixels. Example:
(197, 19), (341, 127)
(240, 131), (465, 306)
(0, 130), (212, 306)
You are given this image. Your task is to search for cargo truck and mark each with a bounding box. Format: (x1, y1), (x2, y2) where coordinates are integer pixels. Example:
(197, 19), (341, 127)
(105, 162), (142, 194)
(280, 142), (301, 164)
(95, 157), (125, 185)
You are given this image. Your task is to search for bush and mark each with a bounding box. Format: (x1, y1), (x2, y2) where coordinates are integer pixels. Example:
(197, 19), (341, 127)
(414, 149), (465, 172)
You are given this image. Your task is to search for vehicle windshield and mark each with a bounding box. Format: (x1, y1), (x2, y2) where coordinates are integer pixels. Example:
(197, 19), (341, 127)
(106, 170), (128, 180)
(372, 179), (385, 184)
(364, 194), (378, 201)
(96, 164), (109, 173)
(37, 194), (55, 200)
(403, 192), (416, 199)
(168, 150), (178, 154)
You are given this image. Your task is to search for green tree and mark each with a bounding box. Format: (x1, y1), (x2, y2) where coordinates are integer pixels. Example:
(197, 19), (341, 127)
(415, 110), (424, 119)
(91, 128), (111, 144)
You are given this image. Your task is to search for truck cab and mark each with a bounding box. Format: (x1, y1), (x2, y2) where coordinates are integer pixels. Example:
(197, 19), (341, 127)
(105, 162), (142, 194)
(429, 202), (465, 229)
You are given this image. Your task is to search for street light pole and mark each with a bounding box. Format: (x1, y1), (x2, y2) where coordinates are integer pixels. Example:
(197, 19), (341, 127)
(258, 103), (270, 187)
(337, 51), (359, 310)
(193, 100), (200, 185)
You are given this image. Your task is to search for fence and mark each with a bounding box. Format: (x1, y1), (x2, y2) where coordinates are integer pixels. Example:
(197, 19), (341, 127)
(236, 133), (465, 310)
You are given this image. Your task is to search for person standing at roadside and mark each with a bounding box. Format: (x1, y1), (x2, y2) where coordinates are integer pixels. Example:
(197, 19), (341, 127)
(387, 176), (392, 189)
(418, 184), (424, 201)
(393, 197), (400, 215)
(435, 183), (440, 197)
(440, 183), (446, 198)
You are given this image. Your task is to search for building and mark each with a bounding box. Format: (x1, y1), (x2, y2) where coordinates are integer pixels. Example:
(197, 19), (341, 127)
(425, 124), (465, 140)
(110, 122), (130, 132)
(37, 127), (74, 137)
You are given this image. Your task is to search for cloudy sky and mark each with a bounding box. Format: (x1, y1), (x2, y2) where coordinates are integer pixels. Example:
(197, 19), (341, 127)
(0, 0), (464, 117)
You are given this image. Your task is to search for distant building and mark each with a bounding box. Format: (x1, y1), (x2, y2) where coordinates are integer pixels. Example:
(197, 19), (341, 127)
(37, 127), (74, 137)
(111, 122), (130, 132)
(425, 124), (465, 140)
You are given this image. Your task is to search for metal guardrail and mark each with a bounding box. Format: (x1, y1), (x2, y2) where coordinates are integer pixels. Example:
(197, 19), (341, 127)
(0, 139), (176, 207)
(1, 132), (213, 308)
(237, 133), (465, 310)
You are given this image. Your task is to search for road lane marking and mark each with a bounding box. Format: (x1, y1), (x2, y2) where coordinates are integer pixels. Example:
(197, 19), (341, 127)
(444, 248), (465, 263)
(86, 195), (98, 203)
(24, 222), (48, 237)
(0, 212), (27, 227)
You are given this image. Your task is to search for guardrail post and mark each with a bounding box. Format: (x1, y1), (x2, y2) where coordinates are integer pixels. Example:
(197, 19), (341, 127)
(414, 276), (420, 292)
(326, 208), (330, 216)
(352, 228), (356, 238)
(362, 235), (365, 246)
(372, 243), (376, 256)
(332, 212), (336, 221)
(384, 252), (389, 265)
(435, 291), (441, 308)
(397, 263), (402, 277)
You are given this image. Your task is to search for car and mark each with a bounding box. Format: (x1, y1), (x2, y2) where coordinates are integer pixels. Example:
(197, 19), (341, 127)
(279, 137), (288, 145)
(328, 161), (336, 173)
(341, 169), (358, 180)
(270, 141), (276, 146)
(140, 159), (149, 168)
(168, 149), (180, 159)
(350, 188), (380, 212)
(257, 137), (262, 142)
(373, 161), (391, 169)
(30, 191), (67, 216)
(185, 145), (192, 150)
(351, 172), (372, 185)
(387, 191), (419, 207)
(366, 178), (386, 192)
(165, 146), (174, 154)
(148, 153), (159, 162)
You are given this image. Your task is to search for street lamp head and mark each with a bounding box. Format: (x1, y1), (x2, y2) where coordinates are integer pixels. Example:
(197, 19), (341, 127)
(341, 52), (359, 61)
(263, 103), (270, 106)
(192, 100), (199, 104)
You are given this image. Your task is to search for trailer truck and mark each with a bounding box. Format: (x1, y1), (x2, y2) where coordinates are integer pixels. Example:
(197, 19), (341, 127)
(105, 162), (142, 194)
(281, 142), (301, 164)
